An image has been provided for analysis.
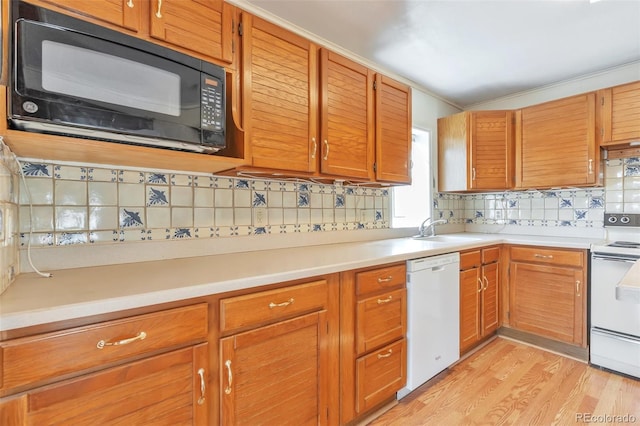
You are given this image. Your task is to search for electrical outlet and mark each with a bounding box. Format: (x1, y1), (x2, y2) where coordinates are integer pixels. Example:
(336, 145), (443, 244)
(495, 210), (503, 220)
(253, 207), (267, 227)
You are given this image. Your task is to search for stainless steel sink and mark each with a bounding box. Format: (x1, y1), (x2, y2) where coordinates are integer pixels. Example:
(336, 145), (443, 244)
(411, 234), (481, 243)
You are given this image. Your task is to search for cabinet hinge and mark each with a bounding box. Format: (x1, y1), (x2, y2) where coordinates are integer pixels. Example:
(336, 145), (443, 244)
(373, 162), (377, 172)
(238, 21), (243, 36)
(601, 96), (605, 106)
(373, 81), (377, 90)
(601, 128), (604, 137)
(507, 311), (510, 320)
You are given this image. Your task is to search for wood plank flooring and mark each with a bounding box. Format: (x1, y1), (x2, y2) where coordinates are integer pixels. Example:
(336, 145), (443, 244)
(368, 337), (640, 426)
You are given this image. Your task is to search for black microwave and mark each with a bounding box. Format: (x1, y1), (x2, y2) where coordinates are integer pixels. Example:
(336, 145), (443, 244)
(9, 1), (226, 153)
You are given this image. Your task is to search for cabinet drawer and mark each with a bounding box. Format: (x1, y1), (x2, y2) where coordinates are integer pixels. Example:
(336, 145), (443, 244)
(356, 264), (406, 296)
(460, 250), (481, 270)
(510, 246), (584, 267)
(220, 279), (328, 333)
(0, 303), (208, 391)
(482, 246), (500, 264)
(356, 288), (406, 355)
(355, 338), (406, 414)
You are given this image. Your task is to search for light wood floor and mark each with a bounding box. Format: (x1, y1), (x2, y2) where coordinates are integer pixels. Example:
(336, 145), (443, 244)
(369, 337), (640, 426)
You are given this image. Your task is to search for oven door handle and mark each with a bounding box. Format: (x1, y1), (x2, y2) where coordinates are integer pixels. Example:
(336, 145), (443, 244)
(592, 255), (639, 263)
(592, 328), (640, 345)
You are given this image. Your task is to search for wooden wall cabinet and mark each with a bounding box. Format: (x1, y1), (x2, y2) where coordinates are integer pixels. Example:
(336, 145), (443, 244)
(459, 246), (500, 354)
(37, 0), (234, 65)
(240, 14), (411, 184)
(597, 80), (640, 147)
(438, 110), (514, 192)
(508, 246), (587, 347)
(340, 263), (407, 424)
(0, 304), (210, 424)
(515, 92), (599, 189)
(218, 277), (339, 425)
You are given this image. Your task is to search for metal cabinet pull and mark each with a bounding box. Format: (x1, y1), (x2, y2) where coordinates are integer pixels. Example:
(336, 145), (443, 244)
(197, 368), (206, 405)
(471, 167), (476, 181)
(377, 349), (393, 359)
(323, 139), (329, 160)
(126, 0), (134, 7)
(576, 280), (581, 296)
(588, 159), (593, 174)
(155, 0), (163, 18)
(477, 277), (483, 293)
(377, 295), (393, 304)
(483, 276), (489, 290)
(533, 254), (553, 259)
(224, 360), (233, 395)
(377, 276), (393, 283)
(269, 298), (294, 309)
(97, 331), (146, 349)
(311, 137), (317, 159)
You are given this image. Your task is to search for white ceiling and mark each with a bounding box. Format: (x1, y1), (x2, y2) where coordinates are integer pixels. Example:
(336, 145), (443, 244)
(241, 0), (640, 108)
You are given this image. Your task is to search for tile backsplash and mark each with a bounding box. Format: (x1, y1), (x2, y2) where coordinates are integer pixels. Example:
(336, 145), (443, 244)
(0, 142), (20, 293)
(18, 161), (389, 248)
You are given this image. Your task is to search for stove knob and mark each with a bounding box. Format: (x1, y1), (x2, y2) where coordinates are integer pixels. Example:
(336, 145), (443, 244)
(608, 216), (618, 224)
(620, 216), (631, 224)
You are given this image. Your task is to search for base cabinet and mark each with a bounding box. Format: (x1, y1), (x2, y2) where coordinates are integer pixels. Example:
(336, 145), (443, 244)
(459, 246), (500, 354)
(508, 246), (587, 347)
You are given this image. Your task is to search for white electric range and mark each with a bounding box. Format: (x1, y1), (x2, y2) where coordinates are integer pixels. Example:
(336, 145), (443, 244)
(589, 213), (640, 379)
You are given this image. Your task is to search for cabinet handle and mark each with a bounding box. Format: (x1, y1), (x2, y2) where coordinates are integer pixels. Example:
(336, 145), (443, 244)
(377, 349), (393, 359)
(269, 298), (294, 309)
(126, 0), (134, 8)
(155, 0), (163, 18)
(483, 276), (489, 291)
(323, 139), (329, 160)
(576, 280), (581, 297)
(477, 277), (483, 293)
(377, 295), (393, 304)
(533, 254), (553, 259)
(96, 331), (146, 349)
(377, 276), (393, 283)
(472, 167), (476, 181)
(588, 159), (593, 174)
(311, 137), (317, 159)
(224, 360), (233, 395)
(197, 368), (206, 405)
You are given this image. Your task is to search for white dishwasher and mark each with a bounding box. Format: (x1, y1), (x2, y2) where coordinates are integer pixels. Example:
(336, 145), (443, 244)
(397, 252), (460, 399)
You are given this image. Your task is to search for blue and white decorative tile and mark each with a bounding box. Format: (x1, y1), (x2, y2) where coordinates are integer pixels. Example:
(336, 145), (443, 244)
(235, 179), (250, 189)
(624, 165), (640, 177)
(559, 221), (574, 227)
(624, 157), (640, 165)
(475, 211), (484, 218)
(171, 227), (193, 239)
(194, 227), (215, 239)
(252, 180), (269, 191)
(335, 194), (345, 208)
(147, 173), (168, 185)
(56, 232), (87, 245)
(21, 162), (51, 177)
(120, 208), (144, 228)
(543, 191), (557, 198)
(508, 200), (518, 208)
(253, 226), (269, 235)
(147, 187), (169, 206)
(20, 232), (54, 247)
(54, 165), (87, 181)
(344, 187), (355, 195)
(589, 197), (605, 208)
(171, 174), (192, 186)
(559, 198), (573, 208)
(252, 192), (267, 207)
(214, 177), (234, 189)
(118, 170), (144, 184)
(89, 230), (119, 244)
(89, 168), (118, 182)
(574, 209), (588, 220)
(298, 192), (310, 207)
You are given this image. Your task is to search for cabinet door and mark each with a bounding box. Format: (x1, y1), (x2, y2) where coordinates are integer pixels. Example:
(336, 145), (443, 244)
(470, 111), (514, 190)
(598, 81), (640, 146)
(510, 262), (585, 346)
(220, 311), (329, 425)
(24, 344), (209, 425)
(242, 15), (318, 173)
(149, 0), (233, 63)
(320, 49), (375, 180)
(375, 74), (412, 184)
(459, 267), (481, 353)
(481, 262), (499, 336)
(355, 288), (407, 355)
(438, 112), (469, 192)
(40, 0), (141, 32)
(516, 92), (597, 188)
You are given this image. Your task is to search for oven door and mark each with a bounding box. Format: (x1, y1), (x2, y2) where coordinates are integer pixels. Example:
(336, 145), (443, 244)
(10, 2), (225, 152)
(591, 254), (640, 337)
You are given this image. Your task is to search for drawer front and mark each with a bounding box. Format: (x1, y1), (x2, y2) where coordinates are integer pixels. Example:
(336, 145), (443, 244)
(460, 250), (481, 270)
(356, 288), (406, 355)
(0, 303), (208, 391)
(220, 279), (328, 333)
(510, 246), (584, 267)
(355, 338), (406, 414)
(356, 264), (406, 297)
(482, 246), (500, 264)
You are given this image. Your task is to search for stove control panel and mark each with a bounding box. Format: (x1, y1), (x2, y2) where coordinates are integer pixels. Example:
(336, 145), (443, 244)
(604, 213), (640, 227)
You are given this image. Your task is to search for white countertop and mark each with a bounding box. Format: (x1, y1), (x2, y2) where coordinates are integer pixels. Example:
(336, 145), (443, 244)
(0, 233), (601, 332)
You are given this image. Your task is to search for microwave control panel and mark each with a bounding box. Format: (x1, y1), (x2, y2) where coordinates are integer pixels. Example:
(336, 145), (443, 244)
(201, 75), (224, 132)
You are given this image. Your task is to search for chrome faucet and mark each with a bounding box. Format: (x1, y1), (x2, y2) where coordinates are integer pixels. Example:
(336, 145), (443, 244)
(418, 218), (448, 237)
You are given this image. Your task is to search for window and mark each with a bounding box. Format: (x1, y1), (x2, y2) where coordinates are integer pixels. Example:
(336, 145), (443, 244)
(391, 128), (432, 228)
